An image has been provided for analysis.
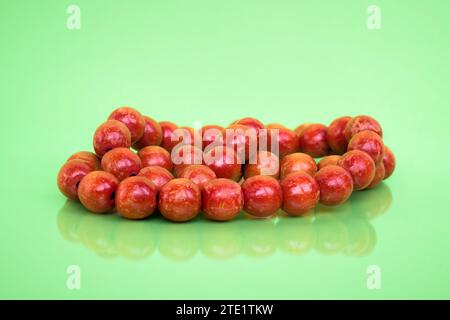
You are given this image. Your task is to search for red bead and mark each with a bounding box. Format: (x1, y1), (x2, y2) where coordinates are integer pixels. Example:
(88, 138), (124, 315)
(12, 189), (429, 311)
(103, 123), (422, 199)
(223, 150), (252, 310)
(159, 121), (178, 152)
(57, 160), (93, 200)
(201, 125), (224, 150)
(225, 124), (256, 161)
(133, 115), (162, 150)
(294, 123), (312, 136)
(317, 155), (340, 170)
(202, 179), (243, 221)
(158, 178), (201, 222)
(138, 145), (173, 172)
(315, 165), (353, 206)
(101, 147), (142, 181)
(280, 172), (319, 216)
(327, 116), (351, 154)
(93, 120), (131, 157)
(266, 123), (299, 157)
(108, 107), (145, 144)
(244, 150), (279, 179)
(366, 163), (385, 189)
(204, 146), (242, 181)
(179, 165), (216, 190)
(116, 176), (157, 219)
(280, 153), (317, 179)
(344, 115), (383, 141)
(67, 151), (101, 171)
(78, 171), (119, 213)
(172, 145), (203, 177)
(382, 146), (396, 180)
(337, 150), (375, 190)
(298, 123), (329, 158)
(177, 126), (195, 146)
(138, 166), (174, 191)
(347, 130), (384, 165)
(242, 176), (282, 218)
(233, 117), (264, 132)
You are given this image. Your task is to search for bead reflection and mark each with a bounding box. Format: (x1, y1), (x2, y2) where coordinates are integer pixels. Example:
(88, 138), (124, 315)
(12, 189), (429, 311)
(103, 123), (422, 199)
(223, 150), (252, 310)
(277, 213), (315, 255)
(114, 221), (156, 260)
(240, 218), (277, 258)
(342, 218), (376, 256)
(57, 184), (392, 261)
(199, 221), (241, 260)
(351, 183), (392, 220)
(313, 213), (349, 255)
(158, 222), (199, 261)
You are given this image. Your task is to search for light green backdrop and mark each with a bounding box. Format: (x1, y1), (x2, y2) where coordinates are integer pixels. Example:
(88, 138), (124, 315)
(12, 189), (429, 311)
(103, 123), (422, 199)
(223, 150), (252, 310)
(1, 0), (449, 299)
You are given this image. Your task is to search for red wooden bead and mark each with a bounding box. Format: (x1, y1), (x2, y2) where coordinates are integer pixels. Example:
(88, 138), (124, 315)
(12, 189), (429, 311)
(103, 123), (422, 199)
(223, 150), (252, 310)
(344, 115), (383, 141)
(315, 165), (353, 206)
(158, 178), (201, 222)
(280, 172), (319, 216)
(327, 116), (351, 154)
(337, 150), (375, 190)
(202, 179), (243, 221)
(298, 123), (329, 158)
(116, 176), (157, 219)
(242, 176), (282, 218)
(382, 145), (396, 180)
(280, 153), (317, 179)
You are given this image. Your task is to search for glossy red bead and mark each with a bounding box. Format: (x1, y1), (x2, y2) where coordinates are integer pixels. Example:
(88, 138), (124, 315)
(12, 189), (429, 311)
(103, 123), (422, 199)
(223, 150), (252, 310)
(344, 115), (383, 141)
(116, 176), (157, 219)
(242, 176), (282, 218)
(201, 125), (224, 150)
(280, 172), (319, 216)
(315, 165), (353, 206)
(317, 155), (341, 170)
(244, 150), (279, 179)
(108, 107), (145, 144)
(266, 124), (299, 157)
(382, 145), (396, 180)
(202, 179), (243, 221)
(204, 146), (242, 181)
(57, 159), (93, 200)
(347, 130), (384, 165)
(337, 150), (375, 190)
(133, 115), (162, 150)
(172, 145), (203, 177)
(138, 145), (173, 172)
(137, 166), (174, 191)
(327, 116), (352, 154)
(176, 126), (195, 146)
(93, 120), (131, 157)
(280, 152), (317, 179)
(159, 121), (179, 152)
(233, 117), (264, 132)
(179, 165), (216, 190)
(158, 178), (201, 222)
(101, 147), (142, 181)
(78, 171), (119, 213)
(298, 123), (329, 158)
(366, 163), (385, 189)
(67, 151), (101, 171)
(294, 123), (312, 137)
(224, 123), (256, 161)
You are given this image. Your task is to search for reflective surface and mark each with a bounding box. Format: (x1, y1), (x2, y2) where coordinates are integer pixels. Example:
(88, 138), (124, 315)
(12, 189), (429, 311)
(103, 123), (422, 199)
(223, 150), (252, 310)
(57, 184), (392, 261)
(1, 0), (450, 299)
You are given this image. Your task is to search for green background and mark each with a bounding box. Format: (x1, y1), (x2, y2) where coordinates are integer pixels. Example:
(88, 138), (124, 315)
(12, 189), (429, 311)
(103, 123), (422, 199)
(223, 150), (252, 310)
(1, 0), (449, 299)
